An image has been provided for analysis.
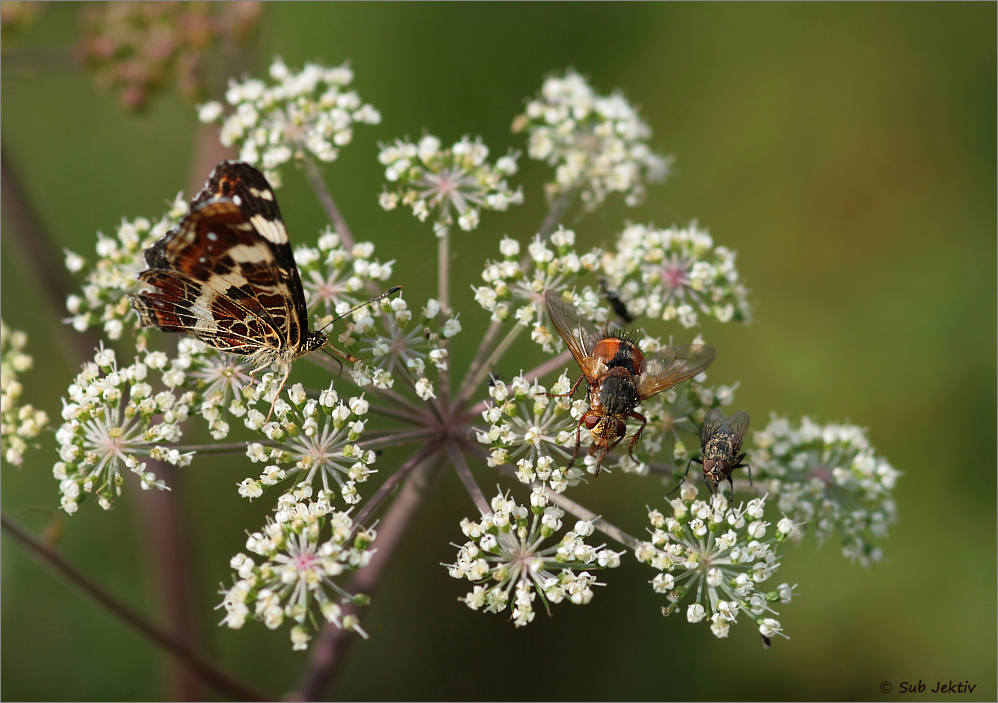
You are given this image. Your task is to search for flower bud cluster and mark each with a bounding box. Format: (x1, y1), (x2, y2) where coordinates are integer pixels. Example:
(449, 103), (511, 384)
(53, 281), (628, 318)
(447, 490), (622, 626)
(76, 2), (263, 111)
(600, 222), (752, 328)
(512, 69), (671, 210)
(636, 488), (798, 642)
(64, 197), (188, 341)
(378, 134), (523, 237)
(1, 321), (49, 467)
(219, 494), (375, 650)
(54, 346), (193, 514)
(238, 383), (377, 505)
(476, 374), (588, 491)
(473, 227), (601, 331)
(750, 415), (900, 566)
(349, 295), (455, 401)
(295, 229), (395, 321)
(199, 58), (382, 185)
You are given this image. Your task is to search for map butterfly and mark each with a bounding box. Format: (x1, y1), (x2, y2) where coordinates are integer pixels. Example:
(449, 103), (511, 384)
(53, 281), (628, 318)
(130, 160), (399, 419)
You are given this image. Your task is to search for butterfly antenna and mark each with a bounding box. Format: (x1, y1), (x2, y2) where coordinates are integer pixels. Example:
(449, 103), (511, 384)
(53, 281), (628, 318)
(316, 285), (403, 334)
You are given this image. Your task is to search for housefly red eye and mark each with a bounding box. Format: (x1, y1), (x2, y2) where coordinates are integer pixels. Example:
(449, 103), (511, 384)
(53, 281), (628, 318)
(584, 414), (600, 430)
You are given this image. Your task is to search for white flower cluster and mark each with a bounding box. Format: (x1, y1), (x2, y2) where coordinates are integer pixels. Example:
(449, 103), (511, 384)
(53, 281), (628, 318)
(296, 229), (395, 321)
(199, 58), (382, 186)
(239, 383), (377, 505)
(64, 197), (188, 341)
(350, 295), (455, 401)
(601, 222), (752, 329)
(219, 492), (375, 650)
(750, 416), (901, 566)
(447, 490), (622, 626)
(512, 69), (671, 210)
(476, 373), (588, 491)
(378, 134), (523, 237)
(636, 487), (798, 643)
(1, 321), (49, 466)
(54, 346), (193, 514)
(472, 227), (601, 330)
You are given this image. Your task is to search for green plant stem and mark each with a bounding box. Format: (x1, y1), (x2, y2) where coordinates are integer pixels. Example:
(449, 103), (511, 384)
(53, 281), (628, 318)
(447, 441), (490, 513)
(0, 513), (270, 702)
(454, 322), (525, 408)
(536, 188), (577, 240)
(302, 157), (354, 249)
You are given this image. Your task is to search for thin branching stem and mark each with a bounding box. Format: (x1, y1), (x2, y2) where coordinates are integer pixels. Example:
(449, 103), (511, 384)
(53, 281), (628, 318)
(296, 447), (448, 700)
(302, 158), (354, 250)
(0, 513), (270, 702)
(536, 188), (577, 240)
(454, 322), (525, 407)
(173, 441), (276, 454)
(458, 318), (504, 401)
(464, 348), (573, 418)
(355, 428), (436, 450)
(446, 441), (490, 514)
(541, 487), (641, 551)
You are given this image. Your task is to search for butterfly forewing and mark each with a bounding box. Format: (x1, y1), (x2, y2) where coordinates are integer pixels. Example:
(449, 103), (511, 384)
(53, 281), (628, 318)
(636, 344), (717, 398)
(192, 162), (310, 342)
(133, 199), (302, 356)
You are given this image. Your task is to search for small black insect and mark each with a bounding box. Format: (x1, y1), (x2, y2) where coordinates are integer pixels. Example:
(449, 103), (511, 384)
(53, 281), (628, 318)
(680, 407), (752, 496)
(599, 277), (634, 324)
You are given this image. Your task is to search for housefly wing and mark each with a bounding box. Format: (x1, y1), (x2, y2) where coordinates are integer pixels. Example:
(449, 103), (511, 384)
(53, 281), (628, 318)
(700, 406), (728, 446)
(727, 410), (750, 454)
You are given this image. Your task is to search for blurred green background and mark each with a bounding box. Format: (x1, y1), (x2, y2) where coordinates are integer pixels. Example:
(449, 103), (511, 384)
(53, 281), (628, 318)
(2, 3), (995, 701)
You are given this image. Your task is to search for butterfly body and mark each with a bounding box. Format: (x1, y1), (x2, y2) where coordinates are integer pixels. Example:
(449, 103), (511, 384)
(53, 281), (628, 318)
(544, 289), (716, 473)
(131, 161), (398, 419)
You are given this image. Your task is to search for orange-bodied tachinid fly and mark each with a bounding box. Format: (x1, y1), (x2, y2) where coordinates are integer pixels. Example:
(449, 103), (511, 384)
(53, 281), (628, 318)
(544, 289), (717, 474)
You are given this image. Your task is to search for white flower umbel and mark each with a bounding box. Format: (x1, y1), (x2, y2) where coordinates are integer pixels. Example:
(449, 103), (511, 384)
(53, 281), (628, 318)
(348, 294), (454, 398)
(447, 490), (622, 626)
(1, 321), (50, 467)
(601, 222), (752, 328)
(637, 489), (797, 643)
(239, 383), (377, 506)
(218, 497), (375, 649)
(379, 134), (523, 237)
(296, 229), (395, 320)
(199, 58), (382, 185)
(64, 198), (188, 341)
(55, 346), (192, 514)
(513, 69), (671, 211)
(476, 374), (588, 490)
(751, 415), (900, 566)
(472, 227), (601, 328)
